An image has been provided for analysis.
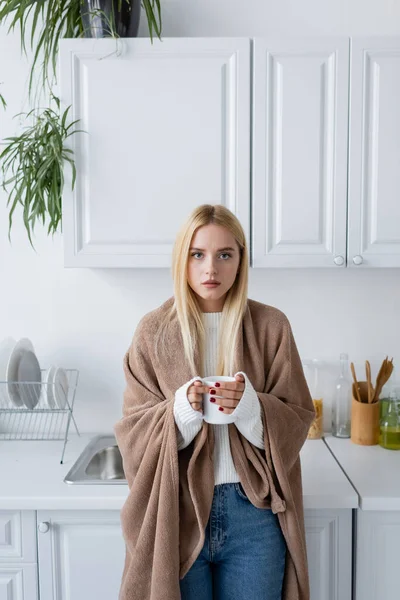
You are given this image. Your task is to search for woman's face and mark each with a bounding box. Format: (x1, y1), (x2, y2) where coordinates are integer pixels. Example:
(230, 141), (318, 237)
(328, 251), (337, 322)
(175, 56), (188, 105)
(187, 224), (241, 312)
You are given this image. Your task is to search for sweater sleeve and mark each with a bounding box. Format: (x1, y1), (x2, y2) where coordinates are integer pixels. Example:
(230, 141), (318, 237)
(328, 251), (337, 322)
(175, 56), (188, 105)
(173, 376), (204, 450)
(230, 371), (264, 449)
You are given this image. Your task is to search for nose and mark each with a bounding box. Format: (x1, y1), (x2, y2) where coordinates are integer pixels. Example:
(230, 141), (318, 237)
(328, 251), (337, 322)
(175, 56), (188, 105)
(205, 258), (218, 274)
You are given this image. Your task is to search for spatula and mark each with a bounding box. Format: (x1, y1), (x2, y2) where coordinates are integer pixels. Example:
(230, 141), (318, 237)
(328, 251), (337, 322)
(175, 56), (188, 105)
(371, 356), (394, 403)
(350, 362), (362, 403)
(365, 360), (374, 403)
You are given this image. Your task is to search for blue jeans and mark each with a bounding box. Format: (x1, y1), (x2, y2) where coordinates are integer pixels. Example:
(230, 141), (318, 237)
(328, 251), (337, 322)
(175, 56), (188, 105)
(179, 482), (287, 600)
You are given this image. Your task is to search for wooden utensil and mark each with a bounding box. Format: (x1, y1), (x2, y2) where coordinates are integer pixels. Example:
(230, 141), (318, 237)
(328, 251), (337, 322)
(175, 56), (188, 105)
(350, 362), (362, 402)
(371, 356), (394, 403)
(365, 360), (373, 403)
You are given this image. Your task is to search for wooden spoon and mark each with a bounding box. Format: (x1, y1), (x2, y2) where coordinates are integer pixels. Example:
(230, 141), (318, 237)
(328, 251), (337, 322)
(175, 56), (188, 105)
(350, 362), (362, 402)
(365, 360), (373, 403)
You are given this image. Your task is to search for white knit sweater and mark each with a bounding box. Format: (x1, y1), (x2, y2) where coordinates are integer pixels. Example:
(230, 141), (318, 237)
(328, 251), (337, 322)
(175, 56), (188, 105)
(173, 311), (264, 485)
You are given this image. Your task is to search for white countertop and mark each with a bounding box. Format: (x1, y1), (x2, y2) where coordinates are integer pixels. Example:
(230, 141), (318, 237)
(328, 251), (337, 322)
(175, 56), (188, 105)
(300, 436), (358, 509)
(0, 433), (358, 510)
(0, 434), (129, 510)
(324, 433), (400, 511)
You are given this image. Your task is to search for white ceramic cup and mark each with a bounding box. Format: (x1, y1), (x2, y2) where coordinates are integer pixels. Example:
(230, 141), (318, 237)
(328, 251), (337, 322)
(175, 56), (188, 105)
(202, 375), (237, 424)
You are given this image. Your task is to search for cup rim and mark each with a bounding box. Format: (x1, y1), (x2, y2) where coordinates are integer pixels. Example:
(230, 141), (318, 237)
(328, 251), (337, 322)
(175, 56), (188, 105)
(202, 375), (236, 382)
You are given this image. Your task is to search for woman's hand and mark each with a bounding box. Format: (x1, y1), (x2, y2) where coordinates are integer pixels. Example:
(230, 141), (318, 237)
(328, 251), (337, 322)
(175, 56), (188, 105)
(209, 373), (245, 414)
(186, 380), (209, 414)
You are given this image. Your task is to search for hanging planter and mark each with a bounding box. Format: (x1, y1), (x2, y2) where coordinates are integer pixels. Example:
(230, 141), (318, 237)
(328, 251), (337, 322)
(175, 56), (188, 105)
(80, 0), (141, 38)
(0, 0), (163, 97)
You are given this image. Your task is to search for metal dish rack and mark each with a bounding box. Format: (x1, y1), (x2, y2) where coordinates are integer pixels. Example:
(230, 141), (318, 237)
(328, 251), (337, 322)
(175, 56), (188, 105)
(0, 369), (80, 463)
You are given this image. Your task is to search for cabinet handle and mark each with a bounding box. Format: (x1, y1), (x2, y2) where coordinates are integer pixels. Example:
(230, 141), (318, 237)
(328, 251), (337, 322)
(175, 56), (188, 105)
(38, 521), (50, 533)
(333, 255), (344, 266)
(352, 255), (363, 265)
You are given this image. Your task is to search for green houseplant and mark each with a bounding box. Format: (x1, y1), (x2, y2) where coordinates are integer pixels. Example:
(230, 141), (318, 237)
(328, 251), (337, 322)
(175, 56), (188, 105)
(0, 0), (162, 245)
(0, 95), (84, 248)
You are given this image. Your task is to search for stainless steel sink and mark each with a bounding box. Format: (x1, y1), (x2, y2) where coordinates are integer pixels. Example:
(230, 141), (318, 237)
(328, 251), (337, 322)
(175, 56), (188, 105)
(64, 434), (127, 484)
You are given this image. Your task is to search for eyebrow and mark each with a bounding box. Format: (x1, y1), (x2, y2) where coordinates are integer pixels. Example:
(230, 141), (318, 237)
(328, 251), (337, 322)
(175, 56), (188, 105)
(190, 247), (236, 252)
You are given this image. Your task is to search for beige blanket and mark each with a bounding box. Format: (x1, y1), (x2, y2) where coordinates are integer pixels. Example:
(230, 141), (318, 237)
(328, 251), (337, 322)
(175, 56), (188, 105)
(114, 296), (316, 599)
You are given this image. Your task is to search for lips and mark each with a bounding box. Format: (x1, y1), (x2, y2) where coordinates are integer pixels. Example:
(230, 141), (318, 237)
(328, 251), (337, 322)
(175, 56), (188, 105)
(202, 281), (220, 285)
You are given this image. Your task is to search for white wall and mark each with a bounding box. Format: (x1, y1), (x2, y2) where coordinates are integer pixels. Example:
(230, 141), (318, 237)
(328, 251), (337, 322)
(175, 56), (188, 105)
(137, 0), (400, 37)
(0, 2), (399, 438)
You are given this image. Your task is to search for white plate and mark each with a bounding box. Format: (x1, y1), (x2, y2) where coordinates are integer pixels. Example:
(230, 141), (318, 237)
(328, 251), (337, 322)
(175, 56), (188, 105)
(17, 350), (42, 409)
(0, 337), (17, 379)
(51, 367), (69, 409)
(0, 337), (17, 408)
(6, 338), (35, 407)
(40, 366), (56, 409)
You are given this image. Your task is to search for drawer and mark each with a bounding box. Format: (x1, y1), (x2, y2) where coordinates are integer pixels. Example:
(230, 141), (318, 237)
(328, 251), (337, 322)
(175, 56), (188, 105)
(0, 511), (37, 562)
(0, 563), (38, 599)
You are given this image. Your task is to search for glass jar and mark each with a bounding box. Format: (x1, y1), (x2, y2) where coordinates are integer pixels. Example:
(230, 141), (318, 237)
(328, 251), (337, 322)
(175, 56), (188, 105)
(332, 353), (351, 438)
(308, 398), (323, 439)
(379, 391), (400, 450)
(303, 358), (324, 439)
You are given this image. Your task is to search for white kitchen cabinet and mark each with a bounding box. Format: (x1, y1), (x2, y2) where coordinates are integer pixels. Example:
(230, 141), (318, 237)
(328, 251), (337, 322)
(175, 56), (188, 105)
(305, 509), (353, 600)
(0, 511), (37, 562)
(348, 36), (400, 268)
(251, 37), (350, 268)
(0, 565), (38, 600)
(59, 36), (400, 270)
(36, 510), (125, 600)
(59, 38), (251, 268)
(354, 509), (400, 600)
(324, 434), (400, 600)
(34, 507), (351, 600)
(0, 510), (38, 600)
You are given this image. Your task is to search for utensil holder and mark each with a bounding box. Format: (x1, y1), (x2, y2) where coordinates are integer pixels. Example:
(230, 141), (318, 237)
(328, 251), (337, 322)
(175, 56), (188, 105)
(351, 381), (380, 445)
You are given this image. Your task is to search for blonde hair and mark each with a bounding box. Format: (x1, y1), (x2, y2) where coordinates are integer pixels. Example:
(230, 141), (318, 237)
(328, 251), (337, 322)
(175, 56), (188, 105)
(155, 204), (249, 377)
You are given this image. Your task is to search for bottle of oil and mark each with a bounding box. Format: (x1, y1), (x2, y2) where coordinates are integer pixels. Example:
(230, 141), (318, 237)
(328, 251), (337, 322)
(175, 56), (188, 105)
(379, 391), (400, 450)
(379, 366), (398, 420)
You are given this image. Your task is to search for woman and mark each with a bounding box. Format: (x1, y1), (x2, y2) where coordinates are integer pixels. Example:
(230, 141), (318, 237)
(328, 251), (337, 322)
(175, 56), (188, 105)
(114, 204), (316, 600)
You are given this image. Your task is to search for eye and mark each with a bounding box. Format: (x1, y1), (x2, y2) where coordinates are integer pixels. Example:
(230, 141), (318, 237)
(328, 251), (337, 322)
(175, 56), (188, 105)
(190, 252), (232, 260)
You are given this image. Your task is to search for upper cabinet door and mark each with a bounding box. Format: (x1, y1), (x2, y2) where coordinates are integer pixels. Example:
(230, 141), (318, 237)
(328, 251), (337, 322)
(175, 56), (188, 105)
(252, 38), (350, 268)
(348, 37), (400, 268)
(59, 38), (250, 267)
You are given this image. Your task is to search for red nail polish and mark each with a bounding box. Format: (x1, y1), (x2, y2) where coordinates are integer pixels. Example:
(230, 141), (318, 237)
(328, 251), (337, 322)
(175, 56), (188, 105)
(218, 407), (224, 411)
(210, 398), (216, 403)
(210, 389), (216, 395)
(215, 382), (220, 387)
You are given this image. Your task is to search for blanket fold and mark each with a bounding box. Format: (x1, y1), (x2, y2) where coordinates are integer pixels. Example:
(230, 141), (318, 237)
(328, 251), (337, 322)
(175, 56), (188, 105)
(114, 296), (316, 600)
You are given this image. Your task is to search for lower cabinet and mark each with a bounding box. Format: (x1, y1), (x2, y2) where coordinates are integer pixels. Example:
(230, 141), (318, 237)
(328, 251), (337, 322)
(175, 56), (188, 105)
(304, 509), (353, 600)
(0, 510), (38, 600)
(36, 510), (125, 600)
(355, 509), (400, 600)
(0, 508), (352, 599)
(0, 565), (38, 600)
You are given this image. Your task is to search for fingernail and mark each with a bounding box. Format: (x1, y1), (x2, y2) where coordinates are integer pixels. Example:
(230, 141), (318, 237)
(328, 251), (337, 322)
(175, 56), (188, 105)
(210, 389), (216, 395)
(215, 382), (220, 387)
(210, 398), (216, 403)
(218, 407), (224, 411)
